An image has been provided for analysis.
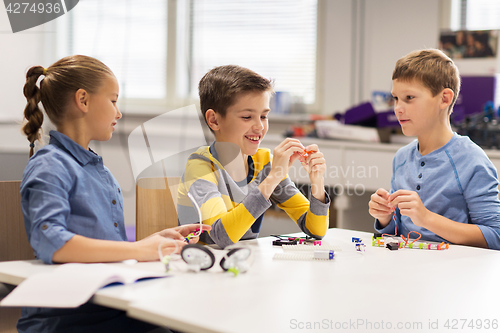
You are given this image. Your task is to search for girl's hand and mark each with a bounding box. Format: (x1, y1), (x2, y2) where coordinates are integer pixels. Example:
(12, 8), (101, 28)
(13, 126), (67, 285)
(136, 224), (212, 261)
(162, 223), (212, 244)
(135, 234), (186, 261)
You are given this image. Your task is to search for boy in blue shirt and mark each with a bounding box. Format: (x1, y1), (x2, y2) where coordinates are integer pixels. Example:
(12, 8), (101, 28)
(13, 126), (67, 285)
(368, 49), (500, 250)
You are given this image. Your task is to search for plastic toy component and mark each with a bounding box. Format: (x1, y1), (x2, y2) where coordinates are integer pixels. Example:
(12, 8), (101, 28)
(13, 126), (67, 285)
(220, 248), (252, 272)
(355, 243), (366, 252)
(181, 244), (215, 271)
(313, 250), (334, 260)
(386, 242), (399, 251)
(273, 239), (298, 246)
(302, 149), (314, 158)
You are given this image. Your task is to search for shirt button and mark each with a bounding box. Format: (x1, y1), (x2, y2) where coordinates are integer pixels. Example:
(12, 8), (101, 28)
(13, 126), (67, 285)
(114, 222), (118, 227)
(416, 185), (421, 190)
(112, 199), (117, 205)
(421, 161), (425, 167)
(42, 224), (48, 230)
(418, 173), (422, 178)
(118, 188), (121, 193)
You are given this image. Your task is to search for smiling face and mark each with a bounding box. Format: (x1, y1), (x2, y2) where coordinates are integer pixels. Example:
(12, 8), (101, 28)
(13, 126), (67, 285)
(391, 78), (444, 138)
(212, 91), (270, 157)
(87, 75), (122, 141)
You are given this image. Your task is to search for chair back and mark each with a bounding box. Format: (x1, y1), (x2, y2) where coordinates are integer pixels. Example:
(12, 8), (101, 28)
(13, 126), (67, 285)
(0, 181), (34, 332)
(136, 177), (180, 241)
(0, 181), (34, 261)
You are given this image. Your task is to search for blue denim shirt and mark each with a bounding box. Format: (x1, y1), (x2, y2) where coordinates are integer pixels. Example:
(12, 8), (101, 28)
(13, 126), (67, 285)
(375, 133), (500, 250)
(21, 131), (127, 264)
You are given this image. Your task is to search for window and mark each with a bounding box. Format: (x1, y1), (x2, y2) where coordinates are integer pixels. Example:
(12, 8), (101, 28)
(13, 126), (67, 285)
(57, 0), (318, 108)
(187, 0), (318, 104)
(57, 0), (167, 99)
(451, 0), (500, 30)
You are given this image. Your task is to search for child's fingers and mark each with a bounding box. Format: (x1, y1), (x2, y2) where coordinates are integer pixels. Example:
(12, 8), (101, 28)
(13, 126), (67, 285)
(187, 236), (199, 244)
(371, 191), (390, 205)
(157, 229), (184, 240)
(369, 208), (392, 219)
(181, 223), (211, 235)
(289, 152), (301, 165)
(388, 189), (413, 202)
(304, 144), (319, 153)
(375, 188), (390, 199)
(369, 198), (393, 213)
(389, 191), (416, 207)
(308, 158), (326, 173)
(368, 206), (393, 219)
(302, 151), (324, 164)
(157, 238), (187, 256)
(276, 138), (304, 151)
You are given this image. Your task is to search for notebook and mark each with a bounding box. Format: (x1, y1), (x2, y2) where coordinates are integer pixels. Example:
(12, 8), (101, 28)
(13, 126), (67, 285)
(0, 263), (168, 308)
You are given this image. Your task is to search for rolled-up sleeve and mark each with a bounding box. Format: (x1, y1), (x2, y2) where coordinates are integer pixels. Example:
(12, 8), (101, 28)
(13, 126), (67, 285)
(21, 168), (76, 264)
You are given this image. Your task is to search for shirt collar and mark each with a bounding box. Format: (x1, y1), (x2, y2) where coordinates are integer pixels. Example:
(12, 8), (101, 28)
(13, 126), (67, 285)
(416, 132), (458, 158)
(49, 130), (100, 166)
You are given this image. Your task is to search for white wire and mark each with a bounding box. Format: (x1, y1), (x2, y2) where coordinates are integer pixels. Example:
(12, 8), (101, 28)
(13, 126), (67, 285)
(187, 192), (203, 237)
(157, 237), (181, 271)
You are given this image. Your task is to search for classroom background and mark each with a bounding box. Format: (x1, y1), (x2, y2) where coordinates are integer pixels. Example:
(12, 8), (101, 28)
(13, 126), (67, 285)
(2, 0), (500, 238)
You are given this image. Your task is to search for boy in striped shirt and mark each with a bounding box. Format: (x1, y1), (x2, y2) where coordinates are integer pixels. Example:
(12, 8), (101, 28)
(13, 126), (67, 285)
(177, 65), (330, 247)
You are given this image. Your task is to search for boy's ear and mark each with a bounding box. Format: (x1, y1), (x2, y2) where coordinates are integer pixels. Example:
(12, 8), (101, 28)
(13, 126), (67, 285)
(440, 88), (454, 110)
(74, 88), (90, 113)
(205, 109), (220, 131)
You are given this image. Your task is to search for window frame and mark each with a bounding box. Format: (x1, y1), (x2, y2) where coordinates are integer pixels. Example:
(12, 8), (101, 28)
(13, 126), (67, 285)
(48, 0), (323, 116)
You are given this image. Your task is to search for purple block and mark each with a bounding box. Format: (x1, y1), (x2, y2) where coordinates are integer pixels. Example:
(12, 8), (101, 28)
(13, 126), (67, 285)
(344, 102), (376, 125)
(456, 76), (496, 118)
(376, 110), (399, 128)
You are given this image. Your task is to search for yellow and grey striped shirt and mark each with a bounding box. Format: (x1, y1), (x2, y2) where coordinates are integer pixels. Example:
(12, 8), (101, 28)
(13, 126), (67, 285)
(177, 142), (329, 248)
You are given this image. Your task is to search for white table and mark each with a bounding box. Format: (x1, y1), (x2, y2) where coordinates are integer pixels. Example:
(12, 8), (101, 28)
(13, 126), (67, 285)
(1, 228), (500, 333)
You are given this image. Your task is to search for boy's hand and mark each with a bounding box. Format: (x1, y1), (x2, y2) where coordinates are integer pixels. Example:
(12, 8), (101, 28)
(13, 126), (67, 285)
(298, 144), (326, 180)
(389, 190), (429, 227)
(298, 144), (326, 202)
(270, 138), (305, 180)
(368, 188), (393, 226)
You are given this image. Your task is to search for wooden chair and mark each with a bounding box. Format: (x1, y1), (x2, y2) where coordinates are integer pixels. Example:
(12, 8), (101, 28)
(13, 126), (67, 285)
(0, 181), (35, 333)
(136, 177), (181, 241)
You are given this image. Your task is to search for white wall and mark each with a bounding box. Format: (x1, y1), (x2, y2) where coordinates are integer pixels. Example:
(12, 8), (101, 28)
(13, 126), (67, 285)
(320, 0), (441, 114)
(0, 8), (47, 122)
(318, 0), (353, 116)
